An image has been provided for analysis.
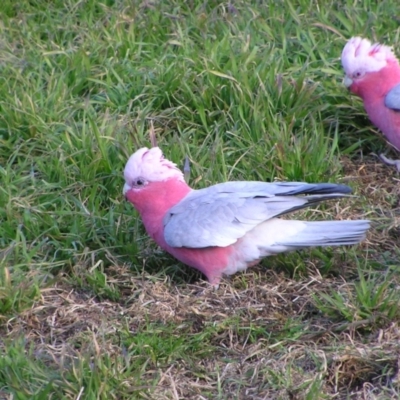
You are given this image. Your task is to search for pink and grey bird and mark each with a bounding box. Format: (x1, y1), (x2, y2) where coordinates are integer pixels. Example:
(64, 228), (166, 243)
(123, 147), (370, 286)
(341, 37), (400, 169)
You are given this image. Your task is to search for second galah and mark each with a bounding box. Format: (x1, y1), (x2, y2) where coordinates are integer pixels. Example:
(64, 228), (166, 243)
(123, 147), (370, 286)
(341, 37), (400, 169)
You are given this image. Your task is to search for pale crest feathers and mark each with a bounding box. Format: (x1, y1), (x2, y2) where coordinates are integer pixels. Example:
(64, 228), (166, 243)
(342, 36), (398, 76)
(124, 147), (184, 183)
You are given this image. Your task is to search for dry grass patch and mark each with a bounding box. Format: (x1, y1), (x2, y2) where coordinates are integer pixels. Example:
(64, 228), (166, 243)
(2, 267), (400, 397)
(341, 154), (399, 258)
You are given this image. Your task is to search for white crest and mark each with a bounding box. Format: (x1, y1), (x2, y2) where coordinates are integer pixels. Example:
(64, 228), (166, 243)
(124, 147), (184, 185)
(341, 37), (398, 75)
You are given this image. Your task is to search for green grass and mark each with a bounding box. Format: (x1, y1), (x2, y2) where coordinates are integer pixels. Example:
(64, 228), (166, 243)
(1, 0), (400, 398)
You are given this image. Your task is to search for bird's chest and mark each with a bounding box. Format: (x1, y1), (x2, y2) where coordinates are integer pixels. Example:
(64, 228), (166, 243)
(364, 98), (400, 138)
(140, 212), (167, 242)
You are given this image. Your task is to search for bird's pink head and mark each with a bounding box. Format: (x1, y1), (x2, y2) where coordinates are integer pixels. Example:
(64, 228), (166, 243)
(341, 37), (399, 92)
(123, 147), (184, 195)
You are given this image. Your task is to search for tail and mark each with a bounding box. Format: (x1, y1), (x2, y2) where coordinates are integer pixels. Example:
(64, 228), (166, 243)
(276, 220), (370, 249)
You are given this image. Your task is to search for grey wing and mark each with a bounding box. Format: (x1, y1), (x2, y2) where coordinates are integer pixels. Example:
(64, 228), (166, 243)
(163, 181), (352, 249)
(385, 83), (400, 111)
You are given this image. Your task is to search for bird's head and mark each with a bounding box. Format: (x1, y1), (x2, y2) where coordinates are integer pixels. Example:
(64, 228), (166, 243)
(123, 147), (184, 195)
(341, 37), (398, 92)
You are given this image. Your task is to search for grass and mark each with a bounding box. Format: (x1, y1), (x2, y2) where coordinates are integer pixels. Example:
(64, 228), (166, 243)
(0, 0), (400, 398)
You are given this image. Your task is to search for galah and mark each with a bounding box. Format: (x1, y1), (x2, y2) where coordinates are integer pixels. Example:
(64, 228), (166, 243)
(341, 36), (400, 170)
(123, 147), (370, 286)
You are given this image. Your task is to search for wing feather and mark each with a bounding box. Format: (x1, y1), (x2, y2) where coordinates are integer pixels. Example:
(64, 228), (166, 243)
(385, 83), (400, 111)
(163, 181), (352, 248)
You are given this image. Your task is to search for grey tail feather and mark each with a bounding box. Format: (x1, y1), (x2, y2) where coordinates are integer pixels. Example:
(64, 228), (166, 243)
(276, 220), (370, 248)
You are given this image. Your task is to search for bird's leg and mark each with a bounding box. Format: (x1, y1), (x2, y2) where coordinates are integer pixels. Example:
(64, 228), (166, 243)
(379, 153), (400, 172)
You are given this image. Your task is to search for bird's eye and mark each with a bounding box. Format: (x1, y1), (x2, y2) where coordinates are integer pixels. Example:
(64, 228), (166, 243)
(133, 177), (146, 187)
(353, 71), (364, 79)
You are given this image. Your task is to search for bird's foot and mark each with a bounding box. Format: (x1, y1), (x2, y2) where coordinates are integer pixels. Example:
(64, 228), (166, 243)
(378, 153), (400, 172)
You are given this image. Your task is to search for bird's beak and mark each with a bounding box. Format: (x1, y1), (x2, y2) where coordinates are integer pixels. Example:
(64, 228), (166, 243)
(344, 75), (353, 88)
(123, 183), (131, 196)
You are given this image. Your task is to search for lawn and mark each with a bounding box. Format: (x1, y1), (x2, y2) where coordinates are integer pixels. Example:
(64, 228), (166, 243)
(0, 0), (399, 398)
